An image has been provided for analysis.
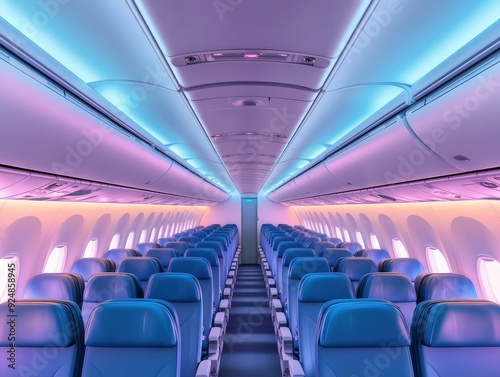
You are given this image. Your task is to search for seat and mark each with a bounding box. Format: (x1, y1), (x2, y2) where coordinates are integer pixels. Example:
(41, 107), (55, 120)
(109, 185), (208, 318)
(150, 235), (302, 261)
(274, 241), (304, 285)
(178, 236), (200, 248)
(379, 257), (425, 282)
(355, 248), (391, 265)
(196, 241), (226, 282)
(192, 231), (208, 241)
(324, 237), (342, 247)
(116, 257), (163, 291)
(415, 273), (477, 303)
(310, 241), (337, 257)
(168, 257), (214, 353)
(293, 232), (308, 241)
(23, 273), (84, 308)
(358, 272), (417, 326)
(297, 273), (355, 377)
(319, 248), (353, 271)
(70, 257), (115, 284)
(333, 257), (378, 291)
(337, 241), (363, 254)
(145, 273), (204, 377)
(144, 248), (178, 270)
(104, 248), (140, 265)
(164, 241), (190, 256)
(136, 242), (161, 256)
(82, 272), (142, 325)
(157, 237), (176, 247)
(185, 248), (222, 307)
(279, 248), (315, 298)
(317, 299), (413, 377)
(82, 299), (180, 377)
(300, 236), (320, 248)
(411, 300), (500, 377)
(0, 299), (84, 377)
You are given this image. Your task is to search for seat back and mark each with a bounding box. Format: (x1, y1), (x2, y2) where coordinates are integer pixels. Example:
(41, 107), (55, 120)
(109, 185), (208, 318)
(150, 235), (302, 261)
(82, 299), (180, 377)
(324, 237), (343, 247)
(317, 299), (413, 377)
(116, 257), (163, 291)
(82, 272), (142, 325)
(185, 248), (222, 306)
(178, 236), (200, 248)
(70, 257), (115, 283)
(358, 272), (417, 325)
(300, 236), (320, 248)
(23, 273), (84, 308)
(319, 248), (353, 270)
(415, 273), (477, 303)
(168, 257), (214, 351)
(337, 241), (363, 254)
(157, 237), (176, 247)
(334, 257), (378, 291)
(143, 248), (178, 270)
(0, 299), (84, 377)
(280, 248), (315, 300)
(297, 273), (355, 377)
(145, 273), (203, 377)
(379, 258), (425, 282)
(411, 300), (500, 377)
(164, 241), (190, 256)
(136, 242), (161, 256)
(310, 241), (337, 257)
(355, 248), (391, 265)
(275, 241), (304, 281)
(104, 248), (140, 264)
(191, 231), (208, 241)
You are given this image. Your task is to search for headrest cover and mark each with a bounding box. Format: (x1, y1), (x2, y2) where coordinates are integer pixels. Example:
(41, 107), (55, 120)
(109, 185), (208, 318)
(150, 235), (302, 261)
(168, 257), (212, 279)
(84, 273), (141, 301)
(85, 300), (178, 347)
(277, 241), (304, 257)
(299, 273), (354, 301)
(335, 258), (378, 279)
(185, 248), (219, 266)
(289, 257), (330, 279)
(359, 273), (416, 301)
(145, 273), (201, 302)
(382, 258), (424, 281)
(24, 273), (80, 302)
(195, 241), (223, 257)
(71, 258), (109, 281)
(319, 300), (410, 347)
(355, 249), (391, 264)
(422, 301), (500, 346)
(0, 300), (79, 347)
(418, 274), (477, 301)
(117, 257), (163, 279)
(283, 248), (315, 266)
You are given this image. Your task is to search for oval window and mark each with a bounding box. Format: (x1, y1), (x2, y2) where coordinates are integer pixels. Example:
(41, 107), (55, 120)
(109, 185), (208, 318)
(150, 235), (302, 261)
(477, 257), (500, 303)
(83, 238), (98, 258)
(342, 228), (351, 242)
(44, 245), (67, 273)
(109, 233), (120, 249)
(355, 230), (365, 248)
(370, 233), (381, 249)
(392, 239), (409, 258)
(125, 230), (135, 249)
(426, 246), (451, 273)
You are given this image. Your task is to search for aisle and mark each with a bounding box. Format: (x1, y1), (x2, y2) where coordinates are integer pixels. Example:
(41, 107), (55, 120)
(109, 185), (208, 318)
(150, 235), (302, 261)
(218, 265), (282, 377)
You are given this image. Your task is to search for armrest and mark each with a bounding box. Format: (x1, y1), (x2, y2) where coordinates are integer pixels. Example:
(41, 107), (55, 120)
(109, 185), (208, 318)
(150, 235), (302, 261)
(219, 298), (230, 313)
(213, 311), (227, 334)
(208, 326), (223, 355)
(278, 326), (293, 355)
(223, 287), (232, 300)
(195, 360), (212, 377)
(268, 278), (276, 287)
(269, 287), (278, 299)
(271, 298), (282, 312)
(288, 360), (305, 377)
(225, 278), (234, 288)
(275, 311), (287, 328)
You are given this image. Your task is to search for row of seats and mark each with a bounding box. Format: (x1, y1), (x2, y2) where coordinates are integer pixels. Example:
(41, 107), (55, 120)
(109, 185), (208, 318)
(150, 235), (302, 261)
(259, 224), (500, 377)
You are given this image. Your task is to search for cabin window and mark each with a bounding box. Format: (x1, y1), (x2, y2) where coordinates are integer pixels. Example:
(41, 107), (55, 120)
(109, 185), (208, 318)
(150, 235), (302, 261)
(150, 227), (158, 242)
(342, 228), (351, 242)
(335, 226), (343, 240)
(477, 257), (500, 303)
(426, 246), (451, 273)
(110, 233), (120, 249)
(83, 238), (98, 258)
(392, 239), (409, 258)
(159, 225), (165, 238)
(44, 245), (67, 273)
(355, 230), (365, 248)
(125, 231), (135, 249)
(370, 233), (381, 249)
(0, 256), (19, 303)
(324, 226), (331, 237)
(139, 229), (147, 244)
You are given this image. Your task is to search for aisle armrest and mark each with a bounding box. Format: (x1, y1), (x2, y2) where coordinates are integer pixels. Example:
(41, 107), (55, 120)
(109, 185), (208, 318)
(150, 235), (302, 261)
(288, 360), (305, 377)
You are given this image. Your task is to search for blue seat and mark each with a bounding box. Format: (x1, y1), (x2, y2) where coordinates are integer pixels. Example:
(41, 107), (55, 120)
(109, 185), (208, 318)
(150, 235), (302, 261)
(324, 237), (343, 247)
(274, 241), (304, 283)
(168, 257), (214, 352)
(178, 236), (200, 248)
(337, 241), (363, 254)
(164, 241), (190, 256)
(300, 236), (320, 248)
(185, 248), (222, 307)
(279, 248), (315, 297)
(310, 241), (337, 257)
(144, 248), (178, 270)
(145, 273), (204, 377)
(355, 248), (391, 265)
(319, 248), (353, 271)
(317, 299), (413, 377)
(82, 299), (180, 377)
(104, 248), (141, 265)
(196, 241), (226, 282)
(0, 299), (84, 377)
(192, 231), (208, 241)
(415, 273), (477, 303)
(333, 257), (378, 291)
(23, 273), (84, 308)
(379, 257), (425, 282)
(116, 257), (163, 291)
(297, 273), (355, 377)
(157, 237), (176, 247)
(411, 300), (500, 377)
(358, 272), (417, 326)
(293, 231), (308, 241)
(82, 272), (142, 326)
(70, 257), (115, 283)
(136, 242), (161, 256)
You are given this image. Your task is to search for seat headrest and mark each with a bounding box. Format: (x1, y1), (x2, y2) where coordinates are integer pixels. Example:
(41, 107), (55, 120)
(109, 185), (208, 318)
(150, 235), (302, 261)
(157, 237), (176, 247)
(84, 273), (142, 301)
(144, 248), (178, 268)
(334, 257), (378, 279)
(300, 237), (321, 247)
(104, 248), (140, 263)
(195, 241), (223, 257)
(320, 248), (353, 267)
(416, 273), (477, 302)
(337, 242), (363, 254)
(273, 236), (295, 248)
(184, 248), (219, 266)
(358, 273), (416, 302)
(71, 258), (111, 282)
(311, 242), (336, 255)
(380, 258), (425, 281)
(167, 257), (212, 279)
(324, 237), (343, 247)
(0, 300), (80, 347)
(282, 248), (315, 266)
(355, 248), (391, 264)
(289, 257), (330, 279)
(23, 273), (83, 305)
(85, 299), (178, 347)
(277, 241), (305, 257)
(145, 272), (201, 302)
(420, 300), (500, 347)
(319, 299), (410, 347)
(136, 242), (161, 256)
(164, 242), (190, 256)
(298, 273), (354, 301)
(117, 257), (163, 280)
